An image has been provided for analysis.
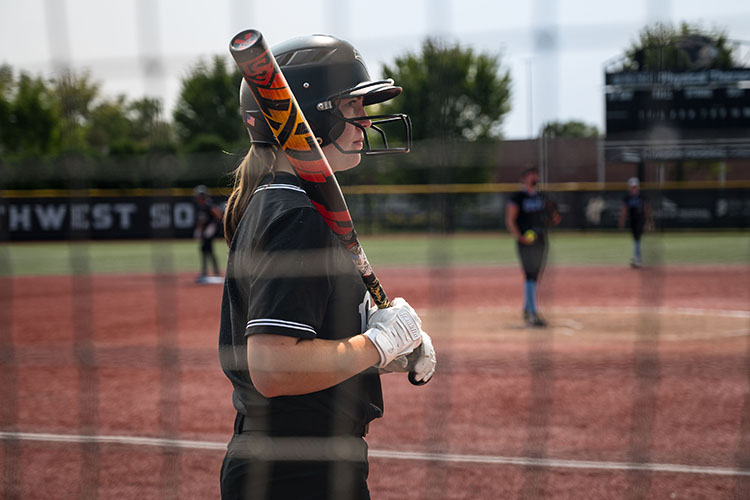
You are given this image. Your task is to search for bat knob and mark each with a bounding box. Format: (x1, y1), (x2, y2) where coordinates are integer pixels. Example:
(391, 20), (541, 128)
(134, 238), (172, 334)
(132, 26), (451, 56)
(408, 372), (428, 386)
(230, 29), (262, 52)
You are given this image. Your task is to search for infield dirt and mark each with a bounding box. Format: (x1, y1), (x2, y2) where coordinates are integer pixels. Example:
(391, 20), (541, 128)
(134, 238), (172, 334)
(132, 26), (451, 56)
(2, 264), (748, 499)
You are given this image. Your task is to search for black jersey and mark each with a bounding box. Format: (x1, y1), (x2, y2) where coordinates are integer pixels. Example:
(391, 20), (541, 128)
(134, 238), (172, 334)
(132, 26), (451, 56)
(196, 198), (222, 239)
(623, 192), (647, 227)
(218, 172), (383, 437)
(509, 188), (553, 235)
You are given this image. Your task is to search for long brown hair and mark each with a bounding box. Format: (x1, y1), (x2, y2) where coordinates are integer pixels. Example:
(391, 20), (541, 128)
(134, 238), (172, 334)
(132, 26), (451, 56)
(223, 144), (279, 244)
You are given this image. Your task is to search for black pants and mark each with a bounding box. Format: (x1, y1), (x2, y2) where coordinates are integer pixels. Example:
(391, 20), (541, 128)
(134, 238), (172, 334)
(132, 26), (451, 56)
(630, 221), (644, 242)
(200, 237), (219, 274)
(220, 416), (371, 500)
(517, 236), (548, 281)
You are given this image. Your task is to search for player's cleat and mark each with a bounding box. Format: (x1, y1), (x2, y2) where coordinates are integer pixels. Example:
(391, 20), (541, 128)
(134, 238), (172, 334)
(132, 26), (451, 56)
(525, 312), (547, 328)
(630, 258), (642, 269)
(195, 274), (208, 284)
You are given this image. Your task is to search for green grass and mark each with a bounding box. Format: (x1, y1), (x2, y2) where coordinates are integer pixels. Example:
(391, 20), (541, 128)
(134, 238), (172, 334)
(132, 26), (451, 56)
(361, 231), (749, 267)
(0, 231), (747, 277)
(0, 240), (229, 277)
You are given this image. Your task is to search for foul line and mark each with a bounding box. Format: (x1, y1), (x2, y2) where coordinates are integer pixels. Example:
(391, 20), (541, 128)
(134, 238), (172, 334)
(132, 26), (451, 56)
(474, 305), (750, 319)
(2, 431), (749, 478)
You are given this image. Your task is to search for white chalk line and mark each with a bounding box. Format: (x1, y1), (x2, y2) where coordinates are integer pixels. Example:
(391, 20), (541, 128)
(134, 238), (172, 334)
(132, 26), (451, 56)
(472, 305), (750, 319)
(1, 431), (749, 478)
(552, 306), (750, 340)
(468, 305), (750, 340)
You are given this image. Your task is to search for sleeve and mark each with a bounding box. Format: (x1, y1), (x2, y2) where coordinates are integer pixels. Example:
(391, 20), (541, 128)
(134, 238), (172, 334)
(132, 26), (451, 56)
(244, 208), (335, 339)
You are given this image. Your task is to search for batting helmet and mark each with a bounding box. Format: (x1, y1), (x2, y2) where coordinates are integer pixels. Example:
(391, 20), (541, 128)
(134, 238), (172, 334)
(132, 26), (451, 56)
(239, 34), (411, 155)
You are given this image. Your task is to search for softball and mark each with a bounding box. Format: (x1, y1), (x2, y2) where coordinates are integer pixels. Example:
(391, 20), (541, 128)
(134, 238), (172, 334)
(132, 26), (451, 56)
(523, 229), (537, 242)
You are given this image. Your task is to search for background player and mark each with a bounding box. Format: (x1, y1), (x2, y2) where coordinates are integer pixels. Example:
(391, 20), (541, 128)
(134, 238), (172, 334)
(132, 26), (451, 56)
(505, 167), (561, 327)
(219, 34), (436, 500)
(618, 176), (652, 268)
(193, 184), (223, 283)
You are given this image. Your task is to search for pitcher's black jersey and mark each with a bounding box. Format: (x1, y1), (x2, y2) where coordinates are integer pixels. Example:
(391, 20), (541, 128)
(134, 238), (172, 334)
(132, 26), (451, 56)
(509, 188), (554, 235)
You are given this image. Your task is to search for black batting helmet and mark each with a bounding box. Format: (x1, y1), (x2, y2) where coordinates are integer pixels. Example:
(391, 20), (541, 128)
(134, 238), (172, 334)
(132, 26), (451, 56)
(239, 34), (411, 155)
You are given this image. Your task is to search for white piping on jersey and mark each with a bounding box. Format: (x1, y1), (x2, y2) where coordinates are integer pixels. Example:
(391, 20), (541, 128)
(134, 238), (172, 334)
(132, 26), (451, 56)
(253, 184), (307, 195)
(246, 318), (317, 336)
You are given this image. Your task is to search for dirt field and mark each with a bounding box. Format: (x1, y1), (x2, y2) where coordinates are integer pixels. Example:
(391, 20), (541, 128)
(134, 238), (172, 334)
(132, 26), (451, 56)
(1, 264), (749, 499)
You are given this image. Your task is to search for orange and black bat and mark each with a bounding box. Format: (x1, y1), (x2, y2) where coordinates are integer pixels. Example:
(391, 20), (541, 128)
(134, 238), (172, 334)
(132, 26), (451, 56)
(229, 29), (426, 385)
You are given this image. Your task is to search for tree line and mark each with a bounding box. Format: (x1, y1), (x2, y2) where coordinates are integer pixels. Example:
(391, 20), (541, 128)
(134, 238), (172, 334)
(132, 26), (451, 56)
(0, 22), (738, 190)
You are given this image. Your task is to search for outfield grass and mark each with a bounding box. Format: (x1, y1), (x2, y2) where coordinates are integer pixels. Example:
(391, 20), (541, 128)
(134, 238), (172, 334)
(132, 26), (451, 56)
(361, 231), (749, 267)
(0, 231), (747, 277)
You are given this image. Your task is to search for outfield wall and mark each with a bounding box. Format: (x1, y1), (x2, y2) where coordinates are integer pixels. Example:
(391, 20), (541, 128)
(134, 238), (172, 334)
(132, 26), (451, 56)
(1, 182), (748, 241)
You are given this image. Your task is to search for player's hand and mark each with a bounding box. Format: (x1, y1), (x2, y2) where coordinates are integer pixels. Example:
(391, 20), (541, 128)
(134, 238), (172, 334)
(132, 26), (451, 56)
(364, 298), (423, 368)
(380, 354), (409, 373)
(368, 300), (409, 372)
(367, 297), (423, 330)
(519, 230), (536, 245)
(405, 331), (436, 383)
(367, 299), (403, 373)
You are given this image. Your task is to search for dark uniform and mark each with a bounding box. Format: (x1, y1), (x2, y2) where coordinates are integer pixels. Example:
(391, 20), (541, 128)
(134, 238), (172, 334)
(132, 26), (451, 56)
(623, 191), (646, 242)
(219, 172), (382, 500)
(195, 194), (222, 279)
(509, 186), (557, 325)
(623, 190), (647, 266)
(510, 188), (553, 282)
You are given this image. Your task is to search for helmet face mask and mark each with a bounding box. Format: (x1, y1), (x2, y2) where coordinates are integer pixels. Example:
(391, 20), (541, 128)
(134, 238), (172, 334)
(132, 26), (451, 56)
(328, 108), (412, 156)
(239, 34), (411, 155)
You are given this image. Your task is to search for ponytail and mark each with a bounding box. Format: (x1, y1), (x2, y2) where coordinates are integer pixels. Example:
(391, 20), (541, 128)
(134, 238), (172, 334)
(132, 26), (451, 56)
(223, 145), (278, 245)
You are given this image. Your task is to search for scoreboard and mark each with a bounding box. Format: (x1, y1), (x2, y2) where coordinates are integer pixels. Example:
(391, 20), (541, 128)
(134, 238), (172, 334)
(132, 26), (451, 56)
(605, 69), (750, 135)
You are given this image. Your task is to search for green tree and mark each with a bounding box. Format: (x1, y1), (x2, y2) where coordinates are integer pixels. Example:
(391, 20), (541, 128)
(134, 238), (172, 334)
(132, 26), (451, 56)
(86, 95), (133, 154)
(380, 38), (511, 142)
(2, 71), (60, 157)
(87, 96), (175, 155)
(541, 120), (599, 138)
(172, 55), (245, 152)
(1, 64), (183, 191)
(369, 38), (512, 189)
(52, 70), (101, 152)
(0, 64), (14, 156)
(623, 22), (736, 71)
(129, 97), (174, 151)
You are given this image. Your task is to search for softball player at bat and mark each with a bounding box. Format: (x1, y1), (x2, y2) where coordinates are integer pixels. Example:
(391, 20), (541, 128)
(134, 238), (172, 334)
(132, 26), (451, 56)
(218, 34), (436, 500)
(618, 177), (652, 268)
(505, 167), (561, 328)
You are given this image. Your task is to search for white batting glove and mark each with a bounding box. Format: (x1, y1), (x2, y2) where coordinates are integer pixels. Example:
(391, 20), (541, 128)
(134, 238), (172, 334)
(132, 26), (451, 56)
(406, 331), (436, 383)
(367, 297), (422, 328)
(381, 354), (410, 373)
(364, 298), (423, 368)
(368, 300), (408, 373)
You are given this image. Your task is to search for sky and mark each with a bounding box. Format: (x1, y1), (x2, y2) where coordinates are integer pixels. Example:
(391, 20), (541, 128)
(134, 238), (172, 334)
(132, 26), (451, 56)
(1, 0), (750, 140)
